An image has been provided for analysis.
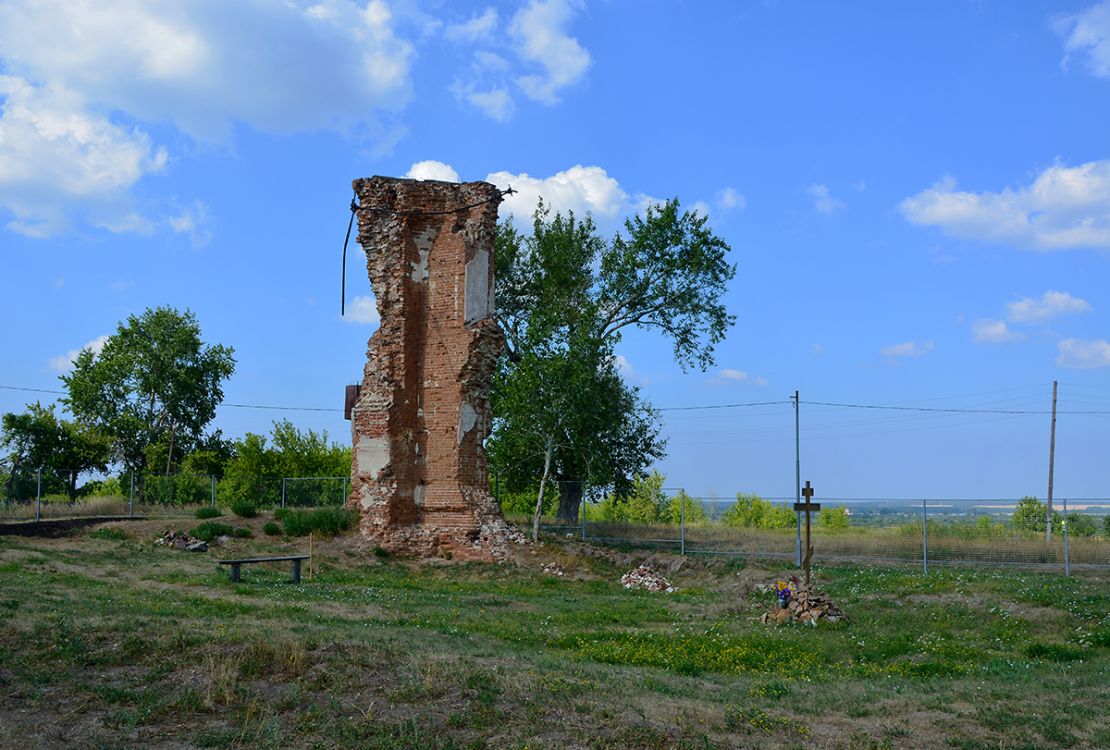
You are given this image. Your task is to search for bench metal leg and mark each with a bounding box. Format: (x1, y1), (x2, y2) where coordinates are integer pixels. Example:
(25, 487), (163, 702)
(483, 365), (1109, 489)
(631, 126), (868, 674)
(291, 559), (301, 583)
(230, 563), (241, 582)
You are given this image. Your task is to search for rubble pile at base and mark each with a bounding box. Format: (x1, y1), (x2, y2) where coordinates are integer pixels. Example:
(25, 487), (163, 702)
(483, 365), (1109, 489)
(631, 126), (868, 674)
(541, 562), (566, 577)
(620, 565), (676, 593)
(154, 530), (207, 553)
(761, 584), (846, 624)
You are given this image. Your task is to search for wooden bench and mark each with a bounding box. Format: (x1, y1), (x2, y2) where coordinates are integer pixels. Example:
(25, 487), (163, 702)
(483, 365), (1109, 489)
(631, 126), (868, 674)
(218, 555), (310, 583)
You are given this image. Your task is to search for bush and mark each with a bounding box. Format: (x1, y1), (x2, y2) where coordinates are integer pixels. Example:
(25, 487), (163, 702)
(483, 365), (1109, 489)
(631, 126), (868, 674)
(89, 527), (129, 541)
(721, 493), (795, 529)
(263, 521), (282, 536)
(280, 508), (356, 537)
(189, 522), (234, 542)
(195, 507), (222, 519)
(819, 505), (851, 529)
(231, 500), (258, 518)
(1064, 513), (1097, 538)
(233, 527), (252, 539)
(1012, 496), (1063, 535)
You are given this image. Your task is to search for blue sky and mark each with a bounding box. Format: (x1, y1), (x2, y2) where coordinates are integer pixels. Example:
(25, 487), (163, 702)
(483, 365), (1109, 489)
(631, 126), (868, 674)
(2, 0), (1110, 499)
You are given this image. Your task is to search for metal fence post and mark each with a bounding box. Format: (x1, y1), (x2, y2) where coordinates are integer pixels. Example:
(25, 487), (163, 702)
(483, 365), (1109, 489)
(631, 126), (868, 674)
(210, 475), (216, 508)
(1063, 496), (1070, 577)
(922, 498), (928, 575)
(35, 468), (41, 522)
(680, 491), (686, 556)
(343, 475), (348, 504)
(129, 472), (135, 518)
(580, 482), (587, 540)
(281, 478), (287, 509)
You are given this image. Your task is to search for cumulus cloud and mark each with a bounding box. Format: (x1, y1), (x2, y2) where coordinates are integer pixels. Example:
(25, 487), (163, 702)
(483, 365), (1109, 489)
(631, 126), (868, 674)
(612, 354), (649, 385)
(488, 164), (628, 223)
(899, 161), (1110, 250)
(972, 319), (1025, 344)
(1055, 1), (1110, 78)
(406, 160), (460, 182)
(445, 7), (498, 42)
(880, 340), (934, 358)
(710, 368), (768, 386)
(0, 75), (167, 236)
(1005, 290), (1092, 322)
(510, 0), (591, 104)
(345, 295), (380, 325)
(451, 0), (589, 120)
(0, 0), (415, 235)
(1057, 337), (1110, 368)
(167, 200), (212, 247)
(48, 334), (109, 372)
(715, 187), (746, 212)
(807, 183), (844, 215)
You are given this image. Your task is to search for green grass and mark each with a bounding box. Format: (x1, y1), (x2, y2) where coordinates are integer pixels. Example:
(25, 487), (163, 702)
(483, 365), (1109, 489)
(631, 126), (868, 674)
(0, 527), (1106, 749)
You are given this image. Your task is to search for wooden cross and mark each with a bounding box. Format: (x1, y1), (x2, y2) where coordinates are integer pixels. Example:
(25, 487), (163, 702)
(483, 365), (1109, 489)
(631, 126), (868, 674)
(794, 480), (821, 586)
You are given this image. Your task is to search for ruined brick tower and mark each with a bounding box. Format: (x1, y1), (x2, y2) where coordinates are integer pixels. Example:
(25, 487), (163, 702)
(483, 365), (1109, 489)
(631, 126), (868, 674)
(346, 176), (516, 560)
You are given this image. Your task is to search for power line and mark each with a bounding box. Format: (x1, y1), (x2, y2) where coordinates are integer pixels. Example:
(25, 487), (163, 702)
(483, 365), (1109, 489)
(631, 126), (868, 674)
(657, 400), (792, 412)
(801, 399), (1110, 416)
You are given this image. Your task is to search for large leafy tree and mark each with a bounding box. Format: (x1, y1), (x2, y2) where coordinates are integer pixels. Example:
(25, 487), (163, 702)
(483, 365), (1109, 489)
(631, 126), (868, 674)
(492, 200), (736, 522)
(0, 403), (110, 500)
(62, 307), (236, 486)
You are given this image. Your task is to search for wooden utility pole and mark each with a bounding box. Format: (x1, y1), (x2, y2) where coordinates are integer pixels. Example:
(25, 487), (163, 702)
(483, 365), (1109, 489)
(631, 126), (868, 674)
(1046, 380), (1058, 542)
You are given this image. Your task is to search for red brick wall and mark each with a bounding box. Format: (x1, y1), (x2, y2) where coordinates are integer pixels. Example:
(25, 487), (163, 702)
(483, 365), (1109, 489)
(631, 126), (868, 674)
(346, 176), (515, 560)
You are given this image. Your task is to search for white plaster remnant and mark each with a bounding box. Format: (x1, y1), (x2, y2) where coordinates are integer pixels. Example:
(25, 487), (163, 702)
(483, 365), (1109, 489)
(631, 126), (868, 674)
(464, 249), (490, 325)
(411, 227), (436, 282)
(356, 436), (390, 479)
(414, 483), (425, 507)
(458, 402), (478, 443)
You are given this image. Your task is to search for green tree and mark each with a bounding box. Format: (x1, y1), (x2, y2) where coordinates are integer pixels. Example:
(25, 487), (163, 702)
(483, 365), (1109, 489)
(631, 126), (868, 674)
(0, 403), (110, 501)
(1012, 496), (1063, 536)
(1064, 513), (1097, 538)
(493, 200), (735, 522)
(661, 489), (708, 525)
(62, 307), (235, 487)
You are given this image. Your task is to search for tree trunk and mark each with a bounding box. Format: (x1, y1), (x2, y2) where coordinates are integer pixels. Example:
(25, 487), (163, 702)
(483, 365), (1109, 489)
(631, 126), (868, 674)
(532, 436), (554, 542)
(165, 423), (176, 475)
(67, 468), (78, 502)
(556, 479), (583, 524)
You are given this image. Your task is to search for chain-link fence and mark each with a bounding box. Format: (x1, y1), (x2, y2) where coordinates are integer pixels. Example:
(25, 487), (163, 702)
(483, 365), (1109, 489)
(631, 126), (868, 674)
(531, 493), (1110, 572)
(0, 469), (354, 521)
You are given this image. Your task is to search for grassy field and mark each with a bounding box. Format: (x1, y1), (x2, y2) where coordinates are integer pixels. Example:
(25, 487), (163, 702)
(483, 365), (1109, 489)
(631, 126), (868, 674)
(0, 517), (1107, 749)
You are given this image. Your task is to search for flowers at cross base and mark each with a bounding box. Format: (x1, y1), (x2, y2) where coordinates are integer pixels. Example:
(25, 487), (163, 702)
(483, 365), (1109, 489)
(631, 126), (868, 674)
(774, 576), (800, 608)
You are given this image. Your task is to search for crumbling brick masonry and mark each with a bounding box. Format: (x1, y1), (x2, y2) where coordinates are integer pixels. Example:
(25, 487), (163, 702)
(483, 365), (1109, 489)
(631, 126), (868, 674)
(346, 176), (517, 560)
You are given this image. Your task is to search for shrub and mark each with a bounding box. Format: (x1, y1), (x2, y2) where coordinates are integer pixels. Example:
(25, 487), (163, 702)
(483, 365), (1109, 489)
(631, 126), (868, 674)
(280, 508), (356, 537)
(819, 505), (850, 529)
(189, 522), (234, 542)
(1012, 496), (1063, 535)
(231, 500), (258, 518)
(660, 491), (708, 525)
(373, 545), (391, 559)
(195, 507), (222, 519)
(233, 527), (252, 539)
(1064, 513), (1097, 538)
(721, 494), (795, 529)
(263, 521), (282, 536)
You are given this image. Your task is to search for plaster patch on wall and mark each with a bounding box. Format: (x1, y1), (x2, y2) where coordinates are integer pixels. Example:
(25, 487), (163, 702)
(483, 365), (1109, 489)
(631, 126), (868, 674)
(458, 401), (478, 443)
(411, 226), (436, 282)
(356, 436), (390, 479)
(464, 249), (490, 324)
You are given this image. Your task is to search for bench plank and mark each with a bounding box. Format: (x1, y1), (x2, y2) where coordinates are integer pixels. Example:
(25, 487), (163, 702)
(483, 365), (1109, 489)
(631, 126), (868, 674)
(217, 555), (310, 583)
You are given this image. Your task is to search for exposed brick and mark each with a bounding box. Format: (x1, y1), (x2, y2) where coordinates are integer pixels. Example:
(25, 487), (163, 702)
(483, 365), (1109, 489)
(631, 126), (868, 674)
(346, 176), (518, 561)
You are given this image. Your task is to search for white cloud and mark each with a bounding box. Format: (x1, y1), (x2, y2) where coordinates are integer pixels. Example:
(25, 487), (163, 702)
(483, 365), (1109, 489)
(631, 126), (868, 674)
(0, 75), (167, 236)
(0, 0), (414, 142)
(1055, 1), (1110, 78)
(406, 160), (460, 183)
(811, 343), (825, 356)
(612, 354), (649, 386)
(450, 80), (515, 122)
(880, 340), (934, 358)
(711, 368), (767, 386)
(899, 161), (1110, 250)
(345, 295), (380, 325)
(48, 334), (109, 372)
(1057, 337), (1110, 369)
(488, 164), (628, 223)
(0, 0), (415, 235)
(972, 319), (1025, 344)
(167, 200), (212, 247)
(807, 183), (844, 215)
(445, 8), (498, 42)
(688, 201), (712, 218)
(715, 187), (746, 212)
(510, 0), (591, 105)
(1005, 290), (1092, 323)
